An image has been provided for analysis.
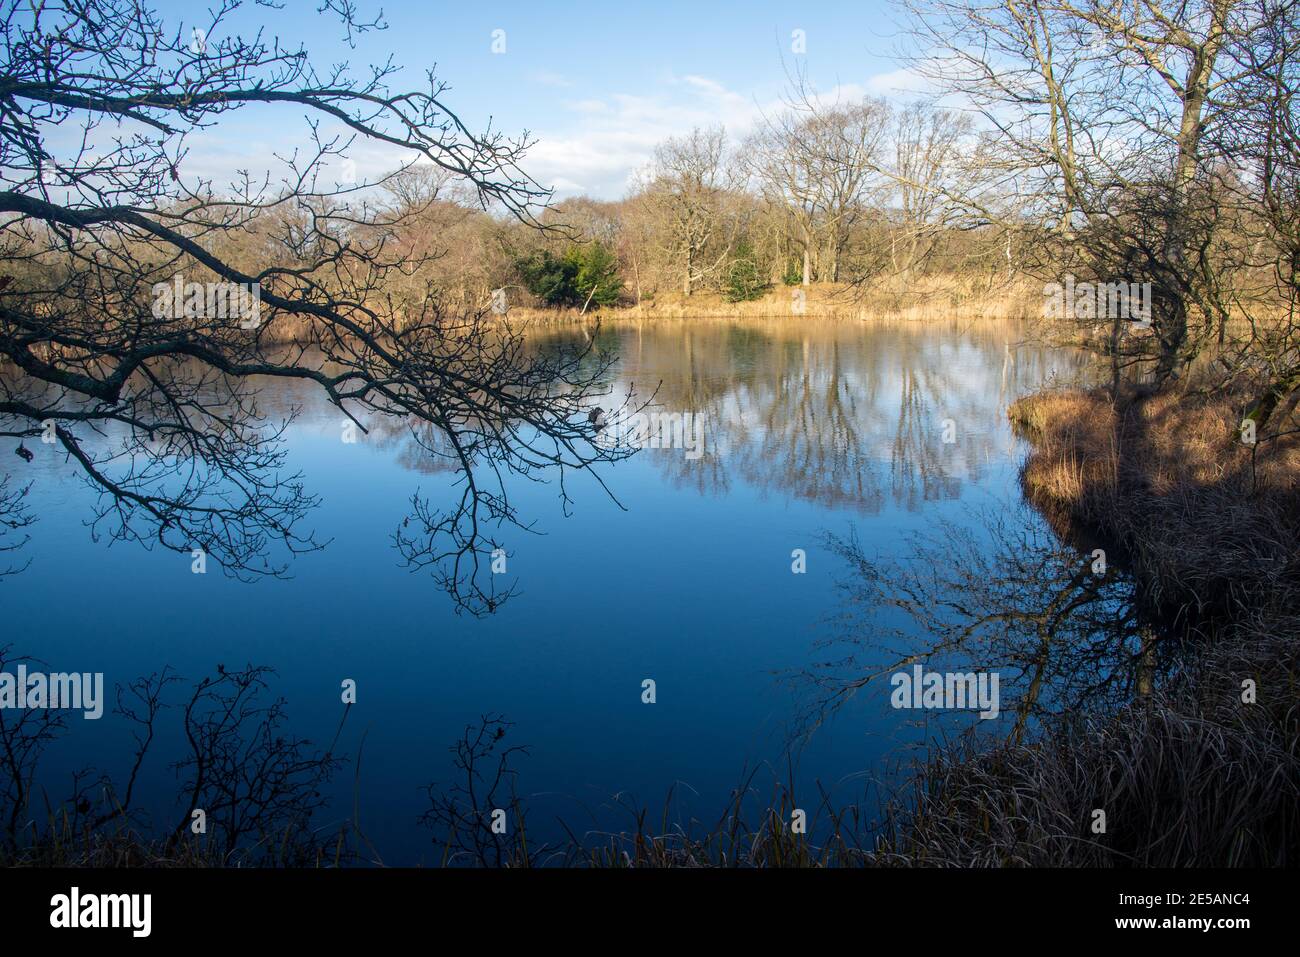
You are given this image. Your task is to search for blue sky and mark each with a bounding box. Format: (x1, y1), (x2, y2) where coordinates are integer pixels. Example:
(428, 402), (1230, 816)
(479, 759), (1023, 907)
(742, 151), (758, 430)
(166, 0), (924, 198)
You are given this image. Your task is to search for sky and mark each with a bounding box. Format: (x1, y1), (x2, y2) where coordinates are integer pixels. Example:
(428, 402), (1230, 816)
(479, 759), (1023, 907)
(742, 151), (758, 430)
(164, 0), (928, 200)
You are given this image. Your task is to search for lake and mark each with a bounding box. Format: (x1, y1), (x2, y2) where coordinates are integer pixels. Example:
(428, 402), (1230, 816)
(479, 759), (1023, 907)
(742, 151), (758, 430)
(4, 316), (1087, 863)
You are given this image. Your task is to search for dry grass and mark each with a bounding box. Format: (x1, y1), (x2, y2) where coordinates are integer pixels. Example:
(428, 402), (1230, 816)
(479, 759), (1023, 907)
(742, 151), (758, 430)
(0, 819), (353, 868)
(1009, 390), (1120, 524)
(871, 657), (1300, 865)
(870, 590), (1300, 868)
(502, 276), (1040, 325)
(1010, 383), (1300, 620)
(900, 379), (1298, 867)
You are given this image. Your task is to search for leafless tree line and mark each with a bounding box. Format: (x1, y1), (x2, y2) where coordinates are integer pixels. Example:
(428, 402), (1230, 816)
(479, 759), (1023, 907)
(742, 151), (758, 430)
(333, 79), (1003, 306)
(523, 87), (994, 301)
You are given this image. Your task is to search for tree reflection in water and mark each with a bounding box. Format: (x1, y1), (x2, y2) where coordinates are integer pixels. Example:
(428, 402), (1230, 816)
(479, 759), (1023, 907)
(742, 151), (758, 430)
(529, 316), (1089, 514)
(794, 507), (1142, 746)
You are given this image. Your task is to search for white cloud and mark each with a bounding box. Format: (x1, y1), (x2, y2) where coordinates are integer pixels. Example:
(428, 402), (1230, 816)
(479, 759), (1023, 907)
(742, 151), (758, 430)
(531, 70), (573, 89)
(863, 66), (934, 97)
(523, 74), (772, 199)
(520, 69), (943, 200)
(566, 98), (610, 114)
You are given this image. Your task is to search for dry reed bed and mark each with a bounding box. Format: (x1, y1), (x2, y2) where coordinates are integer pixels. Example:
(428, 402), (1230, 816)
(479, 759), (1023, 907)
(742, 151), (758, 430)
(501, 278), (1039, 326)
(871, 639), (1300, 866)
(899, 382), (1300, 867)
(1010, 386), (1300, 620)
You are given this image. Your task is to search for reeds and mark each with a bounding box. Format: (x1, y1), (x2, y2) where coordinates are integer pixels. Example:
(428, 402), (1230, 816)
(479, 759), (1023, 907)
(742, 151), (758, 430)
(946, 377), (1300, 867)
(502, 276), (1040, 326)
(1009, 383), (1300, 620)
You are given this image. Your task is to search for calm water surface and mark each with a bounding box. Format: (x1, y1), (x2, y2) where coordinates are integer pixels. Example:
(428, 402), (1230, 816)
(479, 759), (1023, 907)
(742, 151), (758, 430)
(8, 317), (1085, 861)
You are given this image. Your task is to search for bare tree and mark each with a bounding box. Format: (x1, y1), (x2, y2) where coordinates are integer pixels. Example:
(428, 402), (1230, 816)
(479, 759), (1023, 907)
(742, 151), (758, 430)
(882, 102), (976, 284)
(0, 471), (31, 578)
(170, 664), (345, 863)
(0, 654), (351, 866)
(636, 126), (736, 296)
(1212, 0), (1300, 430)
(745, 79), (890, 285)
(794, 509), (1141, 743)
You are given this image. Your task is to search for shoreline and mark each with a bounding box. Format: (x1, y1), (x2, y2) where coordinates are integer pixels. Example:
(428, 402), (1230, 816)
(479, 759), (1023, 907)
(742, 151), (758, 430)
(495, 281), (1039, 327)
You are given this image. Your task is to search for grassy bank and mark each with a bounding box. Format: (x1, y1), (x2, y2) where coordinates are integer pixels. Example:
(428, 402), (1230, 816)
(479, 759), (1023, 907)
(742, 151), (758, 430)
(969, 382), (1300, 866)
(1009, 385), (1300, 620)
(213, 276), (1037, 347)
(500, 277), (1038, 325)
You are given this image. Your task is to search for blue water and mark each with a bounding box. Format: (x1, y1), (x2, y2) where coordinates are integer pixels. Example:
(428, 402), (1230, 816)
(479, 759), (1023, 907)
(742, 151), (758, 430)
(2, 317), (1083, 862)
